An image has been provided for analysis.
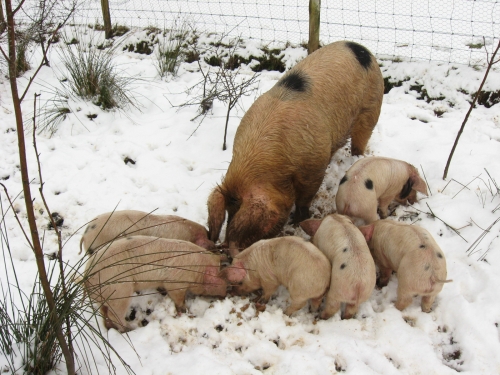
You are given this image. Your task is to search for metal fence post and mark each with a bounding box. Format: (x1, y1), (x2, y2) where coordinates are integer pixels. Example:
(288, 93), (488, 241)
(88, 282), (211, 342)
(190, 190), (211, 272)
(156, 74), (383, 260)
(101, 0), (112, 38)
(308, 0), (321, 54)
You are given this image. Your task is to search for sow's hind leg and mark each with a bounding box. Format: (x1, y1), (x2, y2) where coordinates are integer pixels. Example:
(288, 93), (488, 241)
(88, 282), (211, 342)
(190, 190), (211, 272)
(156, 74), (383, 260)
(350, 108), (381, 156)
(350, 70), (383, 156)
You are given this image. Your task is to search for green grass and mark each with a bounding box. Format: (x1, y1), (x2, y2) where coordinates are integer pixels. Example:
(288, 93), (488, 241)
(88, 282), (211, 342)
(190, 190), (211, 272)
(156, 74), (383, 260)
(155, 23), (191, 78)
(15, 40), (31, 77)
(59, 31), (137, 110)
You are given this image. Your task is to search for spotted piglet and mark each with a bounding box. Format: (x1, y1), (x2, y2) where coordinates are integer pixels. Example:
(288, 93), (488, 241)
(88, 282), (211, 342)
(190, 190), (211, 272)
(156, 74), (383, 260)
(80, 210), (215, 254)
(335, 157), (428, 224)
(84, 236), (226, 332)
(219, 236), (331, 316)
(300, 214), (376, 319)
(359, 219), (451, 312)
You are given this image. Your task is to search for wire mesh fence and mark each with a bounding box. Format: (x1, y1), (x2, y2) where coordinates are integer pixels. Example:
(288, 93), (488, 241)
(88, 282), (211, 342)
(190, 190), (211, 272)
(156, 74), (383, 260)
(67, 0), (500, 64)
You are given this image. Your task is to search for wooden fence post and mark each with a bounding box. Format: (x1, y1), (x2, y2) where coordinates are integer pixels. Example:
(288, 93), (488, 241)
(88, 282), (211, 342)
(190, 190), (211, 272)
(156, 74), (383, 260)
(308, 0), (321, 54)
(101, 0), (112, 39)
(0, 0), (6, 33)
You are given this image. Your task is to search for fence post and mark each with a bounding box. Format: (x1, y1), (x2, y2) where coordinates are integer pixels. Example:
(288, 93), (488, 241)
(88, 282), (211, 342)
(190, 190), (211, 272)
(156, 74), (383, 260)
(308, 0), (321, 54)
(0, 1), (6, 33)
(101, 0), (112, 39)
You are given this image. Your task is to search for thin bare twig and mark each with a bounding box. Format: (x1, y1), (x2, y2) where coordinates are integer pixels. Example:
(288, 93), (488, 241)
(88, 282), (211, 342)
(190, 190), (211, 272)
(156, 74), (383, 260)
(409, 204), (469, 242)
(420, 164), (432, 196)
(443, 38), (500, 179)
(466, 217), (500, 257)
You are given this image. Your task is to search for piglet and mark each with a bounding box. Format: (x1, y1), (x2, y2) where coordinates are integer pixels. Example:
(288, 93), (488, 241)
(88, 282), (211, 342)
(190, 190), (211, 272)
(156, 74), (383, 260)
(80, 210), (215, 254)
(84, 236), (226, 332)
(219, 236), (331, 316)
(336, 157), (428, 224)
(300, 214), (376, 319)
(359, 219), (451, 312)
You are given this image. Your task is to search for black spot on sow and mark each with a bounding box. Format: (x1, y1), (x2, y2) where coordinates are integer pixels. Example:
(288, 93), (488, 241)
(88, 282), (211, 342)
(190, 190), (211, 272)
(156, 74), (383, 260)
(365, 179), (373, 190)
(340, 175), (348, 185)
(437, 252), (443, 259)
(345, 41), (372, 70)
(278, 71), (309, 92)
(340, 263), (346, 270)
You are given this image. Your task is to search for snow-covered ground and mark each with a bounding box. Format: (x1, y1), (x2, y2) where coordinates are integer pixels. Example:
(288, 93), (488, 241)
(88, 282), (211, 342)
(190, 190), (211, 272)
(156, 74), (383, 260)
(1, 27), (500, 374)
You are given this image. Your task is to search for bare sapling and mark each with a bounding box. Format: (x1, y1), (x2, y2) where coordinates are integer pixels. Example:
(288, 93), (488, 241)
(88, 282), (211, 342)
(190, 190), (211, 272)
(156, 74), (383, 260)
(167, 33), (260, 148)
(0, 0), (84, 374)
(443, 38), (500, 179)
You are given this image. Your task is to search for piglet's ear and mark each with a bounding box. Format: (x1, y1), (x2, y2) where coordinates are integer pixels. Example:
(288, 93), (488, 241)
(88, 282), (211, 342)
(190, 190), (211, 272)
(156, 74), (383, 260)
(407, 165), (428, 196)
(218, 261), (246, 283)
(358, 224), (375, 242)
(299, 219), (322, 237)
(411, 173), (428, 195)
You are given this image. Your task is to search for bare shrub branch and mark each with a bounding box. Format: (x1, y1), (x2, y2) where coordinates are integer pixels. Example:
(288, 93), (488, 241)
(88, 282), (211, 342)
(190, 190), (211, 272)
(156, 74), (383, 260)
(443, 38), (500, 179)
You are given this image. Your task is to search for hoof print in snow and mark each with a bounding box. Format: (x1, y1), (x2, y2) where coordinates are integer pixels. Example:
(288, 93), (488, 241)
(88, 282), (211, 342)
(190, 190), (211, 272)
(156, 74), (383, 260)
(443, 348), (464, 371)
(48, 212), (64, 229)
(215, 324), (224, 332)
(409, 116), (428, 123)
(5, 128), (15, 133)
(86, 113), (97, 120)
(434, 108), (446, 117)
(403, 316), (416, 327)
(124, 156), (136, 165)
(254, 363), (271, 371)
(1, 175), (9, 180)
(335, 356), (346, 372)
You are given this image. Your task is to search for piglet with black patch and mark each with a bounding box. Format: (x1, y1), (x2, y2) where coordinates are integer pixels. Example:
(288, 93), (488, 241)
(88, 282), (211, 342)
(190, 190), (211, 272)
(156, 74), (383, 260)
(83, 236), (226, 333)
(300, 214), (376, 319)
(336, 156), (428, 224)
(359, 219), (451, 312)
(80, 210), (215, 254)
(207, 41), (384, 256)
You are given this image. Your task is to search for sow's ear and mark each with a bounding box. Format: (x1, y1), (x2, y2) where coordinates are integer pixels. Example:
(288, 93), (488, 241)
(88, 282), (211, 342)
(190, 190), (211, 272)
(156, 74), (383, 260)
(218, 260), (246, 283)
(299, 219), (322, 237)
(207, 186), (226, 242)
(358, 224), (375, 242)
